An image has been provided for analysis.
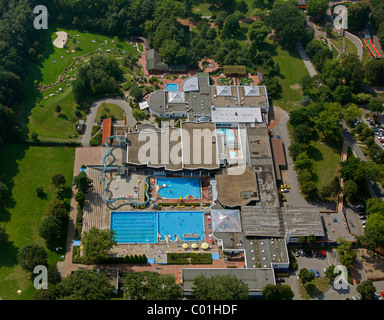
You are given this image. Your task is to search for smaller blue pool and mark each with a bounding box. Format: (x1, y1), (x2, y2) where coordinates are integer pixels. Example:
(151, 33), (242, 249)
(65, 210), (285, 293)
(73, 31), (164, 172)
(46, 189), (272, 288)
(157, 177), (201, 199)
(166, 83), (179, 91)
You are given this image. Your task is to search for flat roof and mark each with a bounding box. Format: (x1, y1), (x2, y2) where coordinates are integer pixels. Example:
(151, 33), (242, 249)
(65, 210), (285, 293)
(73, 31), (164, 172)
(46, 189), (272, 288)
(215, 165), (259, 207)
(244, 237), (289, 269)
(181, 122), (219, 170)
(271, 138), (287, 181)
(240, 206), (325, 238)
(182, 268), (275, 293)
(210, 86), (268, 108)
(211, 107), (263, 123)
(125, 122), (219, 171)
(102, 118), (112, 145)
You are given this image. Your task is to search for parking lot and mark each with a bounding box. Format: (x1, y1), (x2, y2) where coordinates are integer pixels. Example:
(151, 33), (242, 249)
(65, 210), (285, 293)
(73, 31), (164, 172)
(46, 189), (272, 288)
(293, 248), (340, 277)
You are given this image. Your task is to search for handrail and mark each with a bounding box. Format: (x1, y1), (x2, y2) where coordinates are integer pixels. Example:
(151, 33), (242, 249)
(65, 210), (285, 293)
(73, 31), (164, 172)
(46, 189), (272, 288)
(100, 135), (150, 206)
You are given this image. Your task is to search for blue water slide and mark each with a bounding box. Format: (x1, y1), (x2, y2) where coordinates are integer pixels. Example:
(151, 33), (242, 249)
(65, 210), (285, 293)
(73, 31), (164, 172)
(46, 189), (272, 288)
(100, 135), (150, 207)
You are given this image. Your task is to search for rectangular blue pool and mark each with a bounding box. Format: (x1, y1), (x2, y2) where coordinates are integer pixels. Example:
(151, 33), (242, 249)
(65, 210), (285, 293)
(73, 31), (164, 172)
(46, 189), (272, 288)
(110, 211), (205, 244)
(158, 211), (204, 242)
(110, 211), (158, 244)
(166, 83), (179, 91)
(157, 177), (201, 199)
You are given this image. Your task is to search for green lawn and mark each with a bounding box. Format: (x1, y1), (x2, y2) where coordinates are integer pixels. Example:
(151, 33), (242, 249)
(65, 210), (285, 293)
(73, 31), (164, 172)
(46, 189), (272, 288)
(17, 26), (138, 141)
(0, 145), (75, 300)
(265, 39), (310, 112)
(308, 139), (342, 190)
(330, 37), (357, 56)
(95, 103), (125, 122)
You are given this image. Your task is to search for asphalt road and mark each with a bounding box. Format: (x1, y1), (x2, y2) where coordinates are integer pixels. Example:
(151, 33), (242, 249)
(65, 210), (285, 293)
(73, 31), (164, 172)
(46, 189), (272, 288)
(81, 97), (135, 147)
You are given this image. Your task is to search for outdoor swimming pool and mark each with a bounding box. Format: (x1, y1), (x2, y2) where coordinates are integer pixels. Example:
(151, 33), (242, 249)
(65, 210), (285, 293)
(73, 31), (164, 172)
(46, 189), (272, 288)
(157, 177), (201, 199)
(158, 211), (204, 242)
(110, 211), (205, 243)
(110, 211), (157, 243)
(166, 83), (179, 91)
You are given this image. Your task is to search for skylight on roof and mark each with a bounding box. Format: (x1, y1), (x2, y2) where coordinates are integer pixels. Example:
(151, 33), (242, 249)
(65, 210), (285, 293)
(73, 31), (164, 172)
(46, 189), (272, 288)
(167, 91), (185, 103)
(244, 86), (260, 96)
(216, 86), (232, 96)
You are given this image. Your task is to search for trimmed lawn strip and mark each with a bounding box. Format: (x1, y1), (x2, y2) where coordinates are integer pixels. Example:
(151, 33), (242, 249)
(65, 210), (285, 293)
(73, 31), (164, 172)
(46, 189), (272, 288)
(0, 144), (75, 300)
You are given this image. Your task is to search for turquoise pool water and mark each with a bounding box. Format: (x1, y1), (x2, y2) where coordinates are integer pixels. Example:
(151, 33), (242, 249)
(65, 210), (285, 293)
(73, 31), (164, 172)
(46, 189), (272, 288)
(157, 177), (201, 199)
(166, 83), (179, 91)
(158, 211), (204, 242)
(110, 211), (204, 243)
(110, 211), (157, 243)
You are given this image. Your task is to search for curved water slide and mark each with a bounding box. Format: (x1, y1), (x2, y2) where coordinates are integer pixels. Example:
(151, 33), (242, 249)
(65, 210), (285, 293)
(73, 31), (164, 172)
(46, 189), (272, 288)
(100, 135), (150, 207)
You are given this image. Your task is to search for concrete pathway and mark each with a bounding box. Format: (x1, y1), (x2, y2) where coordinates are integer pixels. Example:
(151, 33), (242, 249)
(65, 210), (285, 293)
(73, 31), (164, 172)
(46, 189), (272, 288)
(296, 42), (318, 77)
(81, 97), (135, 147)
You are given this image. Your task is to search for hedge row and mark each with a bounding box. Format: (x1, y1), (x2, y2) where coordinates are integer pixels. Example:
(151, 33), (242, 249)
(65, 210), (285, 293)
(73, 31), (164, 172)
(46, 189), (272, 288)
(167, 253), (212, 265)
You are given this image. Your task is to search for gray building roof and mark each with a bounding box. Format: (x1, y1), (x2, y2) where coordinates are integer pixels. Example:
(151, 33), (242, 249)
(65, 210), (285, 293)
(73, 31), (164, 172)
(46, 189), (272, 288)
(240, 206), (325, 238)
(182, 268), (275, 294)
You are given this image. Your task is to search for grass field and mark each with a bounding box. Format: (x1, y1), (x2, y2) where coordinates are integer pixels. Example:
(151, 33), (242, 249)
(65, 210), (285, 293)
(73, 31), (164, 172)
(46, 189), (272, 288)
(308, 139), (342, 190)
(17, 26), (138, 141)
(95, 103), (125, 122)
(265, 39), (310, 112)
(0, 145), (75, 300)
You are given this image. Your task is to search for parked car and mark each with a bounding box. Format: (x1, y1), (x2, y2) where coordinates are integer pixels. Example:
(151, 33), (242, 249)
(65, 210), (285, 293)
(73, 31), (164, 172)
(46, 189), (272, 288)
(323, 268), (327, 276)
(281, 188), (289, 193)
(375, 292), (383, 300)
(381, 292), (384, 299)
(276, 278), (285, 283)
(355, 204), (365, 209)
(315, 268), (320, 277)
(294, 250), (300, 257)
(310, 269), (315, 276)
(359, 215), (367, 220)
(321, 250), (326, 257)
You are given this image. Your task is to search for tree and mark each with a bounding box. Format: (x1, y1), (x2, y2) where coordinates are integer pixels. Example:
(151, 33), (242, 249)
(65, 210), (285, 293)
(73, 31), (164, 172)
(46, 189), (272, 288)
(313, 102), (342, 140)
(266, 2), (306, 48)
(248, 20), (268, 45)
(357, 280), (377, 300)
(74, 191), (86, 207)
(359, 212), (384, 250)
(299, 268), (315, 285)
(73, 172), (93, 194)
(365, 59), (384, 86)
(340, 55), (365, 92)
(129, 84), (144, 103)
(307, 234), (316, 246)
(307, 0), (329, 21)
(337, 237), (356, 268)
(342, 103), (363, 124)
(51, 173), (66, 189)
(0, 181), (8, 205)
(39, 215), (67, 246)
(81, 227), (116, 263)
(222, 13), (241, 38)
(332, 85), (352, 105)
(294, 152), (313, 171)
(56, 269), (114, 300)
(289, 142), (307, 161)
(343, 179), (359, 202)
(192, 274), (249, 300)
(17, 244), (47, 272)
(324, 265), (340, 283)
(302, 181), (319, 201)
(45, 199), (66, 217)
(262, 284), (294, 300)
(293, 124), (313, 144)
(132, 109), (148, 121)
(368, 99), (384, 115)
(347, 2), (371, 31)
(122, 272), (183, 300)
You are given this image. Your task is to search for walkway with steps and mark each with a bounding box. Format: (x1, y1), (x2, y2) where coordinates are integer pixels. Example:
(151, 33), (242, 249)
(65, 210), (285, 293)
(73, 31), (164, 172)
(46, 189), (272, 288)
(82, 167), (107, 233)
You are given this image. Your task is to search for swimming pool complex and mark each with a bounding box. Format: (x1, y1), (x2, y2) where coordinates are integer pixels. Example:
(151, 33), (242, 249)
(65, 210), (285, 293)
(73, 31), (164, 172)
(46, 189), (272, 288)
(166, 83), (179, 91)
(157, 177), (201, 199)
(110, 211), (204, 243)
